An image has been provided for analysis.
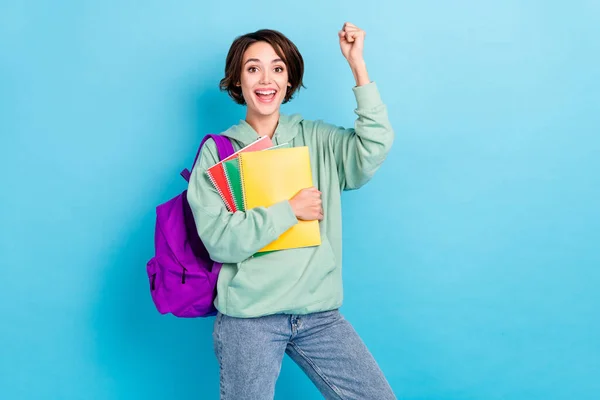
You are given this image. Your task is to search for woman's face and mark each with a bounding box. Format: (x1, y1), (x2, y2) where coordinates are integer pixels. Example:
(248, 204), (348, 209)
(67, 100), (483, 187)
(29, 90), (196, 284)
(239, 41), (290, 119)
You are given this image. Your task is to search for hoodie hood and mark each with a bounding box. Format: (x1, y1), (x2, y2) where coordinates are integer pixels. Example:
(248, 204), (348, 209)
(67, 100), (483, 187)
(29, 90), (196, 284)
(221, 113), (304, 147)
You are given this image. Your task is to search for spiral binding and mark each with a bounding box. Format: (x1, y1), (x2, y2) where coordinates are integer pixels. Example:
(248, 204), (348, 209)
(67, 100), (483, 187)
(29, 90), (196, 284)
(238, 154), (248, 212)
(223, 159), (242, 212)
(205, 169), (234, 212)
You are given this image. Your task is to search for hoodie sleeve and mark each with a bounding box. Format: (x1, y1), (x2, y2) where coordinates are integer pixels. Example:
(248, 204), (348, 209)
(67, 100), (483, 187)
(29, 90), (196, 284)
(187, 139), (299, 264)
(320, 82), (394, 190)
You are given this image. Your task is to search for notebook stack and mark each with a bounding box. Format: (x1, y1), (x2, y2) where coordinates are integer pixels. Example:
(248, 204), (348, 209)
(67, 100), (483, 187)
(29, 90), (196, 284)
(205, 135), (321, 254)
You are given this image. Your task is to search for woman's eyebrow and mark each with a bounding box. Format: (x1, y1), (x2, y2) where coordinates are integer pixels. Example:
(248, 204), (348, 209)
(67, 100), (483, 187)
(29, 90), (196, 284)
(244, 58), (284, 65)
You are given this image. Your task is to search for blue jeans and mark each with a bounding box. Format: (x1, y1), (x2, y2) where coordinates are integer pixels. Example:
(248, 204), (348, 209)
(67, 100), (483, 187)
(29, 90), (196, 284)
(213, 309), (397, 399)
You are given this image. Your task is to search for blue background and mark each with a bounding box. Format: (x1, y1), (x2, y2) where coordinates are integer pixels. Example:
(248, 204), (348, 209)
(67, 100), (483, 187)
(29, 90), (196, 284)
(1, 1), (599, 399)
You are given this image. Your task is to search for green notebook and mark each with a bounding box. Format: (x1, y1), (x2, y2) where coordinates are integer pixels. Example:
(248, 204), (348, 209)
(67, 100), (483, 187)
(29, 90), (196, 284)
(223, 158), (245, 212)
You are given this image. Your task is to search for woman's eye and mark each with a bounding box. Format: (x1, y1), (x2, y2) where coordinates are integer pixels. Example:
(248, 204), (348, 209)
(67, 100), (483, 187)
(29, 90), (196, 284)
(248, 67), (258, 73)
(274, 66), (284, 73)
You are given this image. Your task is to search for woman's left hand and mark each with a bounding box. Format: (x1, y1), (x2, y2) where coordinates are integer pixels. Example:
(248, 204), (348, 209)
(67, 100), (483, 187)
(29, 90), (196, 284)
(338, 22), (370, 86)
(338, 22), (366, 67)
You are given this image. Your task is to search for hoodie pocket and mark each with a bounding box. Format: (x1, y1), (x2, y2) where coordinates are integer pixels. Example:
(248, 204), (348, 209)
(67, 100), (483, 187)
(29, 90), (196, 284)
(226, 234), (338, 311)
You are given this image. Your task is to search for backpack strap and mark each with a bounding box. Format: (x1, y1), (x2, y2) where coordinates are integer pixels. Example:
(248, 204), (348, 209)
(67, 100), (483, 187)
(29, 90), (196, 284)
(180, 134), (235, 182)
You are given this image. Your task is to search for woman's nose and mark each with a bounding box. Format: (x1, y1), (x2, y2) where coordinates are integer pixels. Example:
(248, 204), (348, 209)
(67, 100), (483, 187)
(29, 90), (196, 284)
(259, 70), (271, 84)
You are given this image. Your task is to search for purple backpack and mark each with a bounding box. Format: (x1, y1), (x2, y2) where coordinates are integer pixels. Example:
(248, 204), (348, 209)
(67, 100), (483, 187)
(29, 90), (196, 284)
(146, 134), (234, 318)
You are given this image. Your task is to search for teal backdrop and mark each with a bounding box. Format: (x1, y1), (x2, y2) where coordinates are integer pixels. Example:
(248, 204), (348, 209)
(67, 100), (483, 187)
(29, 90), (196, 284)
(1, 1), (599, 399)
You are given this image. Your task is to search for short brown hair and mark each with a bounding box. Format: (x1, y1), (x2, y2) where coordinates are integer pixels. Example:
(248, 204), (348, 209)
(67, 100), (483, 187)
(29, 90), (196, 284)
(219, 29), (304, 105)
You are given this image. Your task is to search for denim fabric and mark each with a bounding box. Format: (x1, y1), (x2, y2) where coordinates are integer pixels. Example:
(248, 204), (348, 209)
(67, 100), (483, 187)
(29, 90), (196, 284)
(213, 309), (396, 399)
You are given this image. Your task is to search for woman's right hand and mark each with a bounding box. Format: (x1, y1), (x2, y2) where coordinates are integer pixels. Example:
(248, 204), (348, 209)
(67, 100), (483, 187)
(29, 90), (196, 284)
(289, 187), (323, 221)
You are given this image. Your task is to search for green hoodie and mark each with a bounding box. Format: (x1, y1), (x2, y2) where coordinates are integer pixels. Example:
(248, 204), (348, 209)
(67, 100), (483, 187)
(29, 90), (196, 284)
(187, 82), (394, 318)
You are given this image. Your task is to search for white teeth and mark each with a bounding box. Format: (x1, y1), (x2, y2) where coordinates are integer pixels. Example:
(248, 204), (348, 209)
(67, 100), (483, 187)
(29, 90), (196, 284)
(256, 90), (276, 95)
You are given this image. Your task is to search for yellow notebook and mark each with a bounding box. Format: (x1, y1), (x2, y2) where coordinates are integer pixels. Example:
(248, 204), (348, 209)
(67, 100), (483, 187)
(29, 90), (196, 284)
(239, 146), (321, 252)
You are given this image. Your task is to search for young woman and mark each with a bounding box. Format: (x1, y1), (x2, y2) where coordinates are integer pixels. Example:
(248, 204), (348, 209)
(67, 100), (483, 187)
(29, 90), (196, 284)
(188, 22), (396, 400)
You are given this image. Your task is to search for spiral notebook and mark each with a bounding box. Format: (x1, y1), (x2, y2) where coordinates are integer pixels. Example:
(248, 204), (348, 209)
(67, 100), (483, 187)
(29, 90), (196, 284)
(222, 142), (291, 213)
(238, 146), (321, 252)
(205, 135), (273, 212)
(222, 158), (244, 212)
